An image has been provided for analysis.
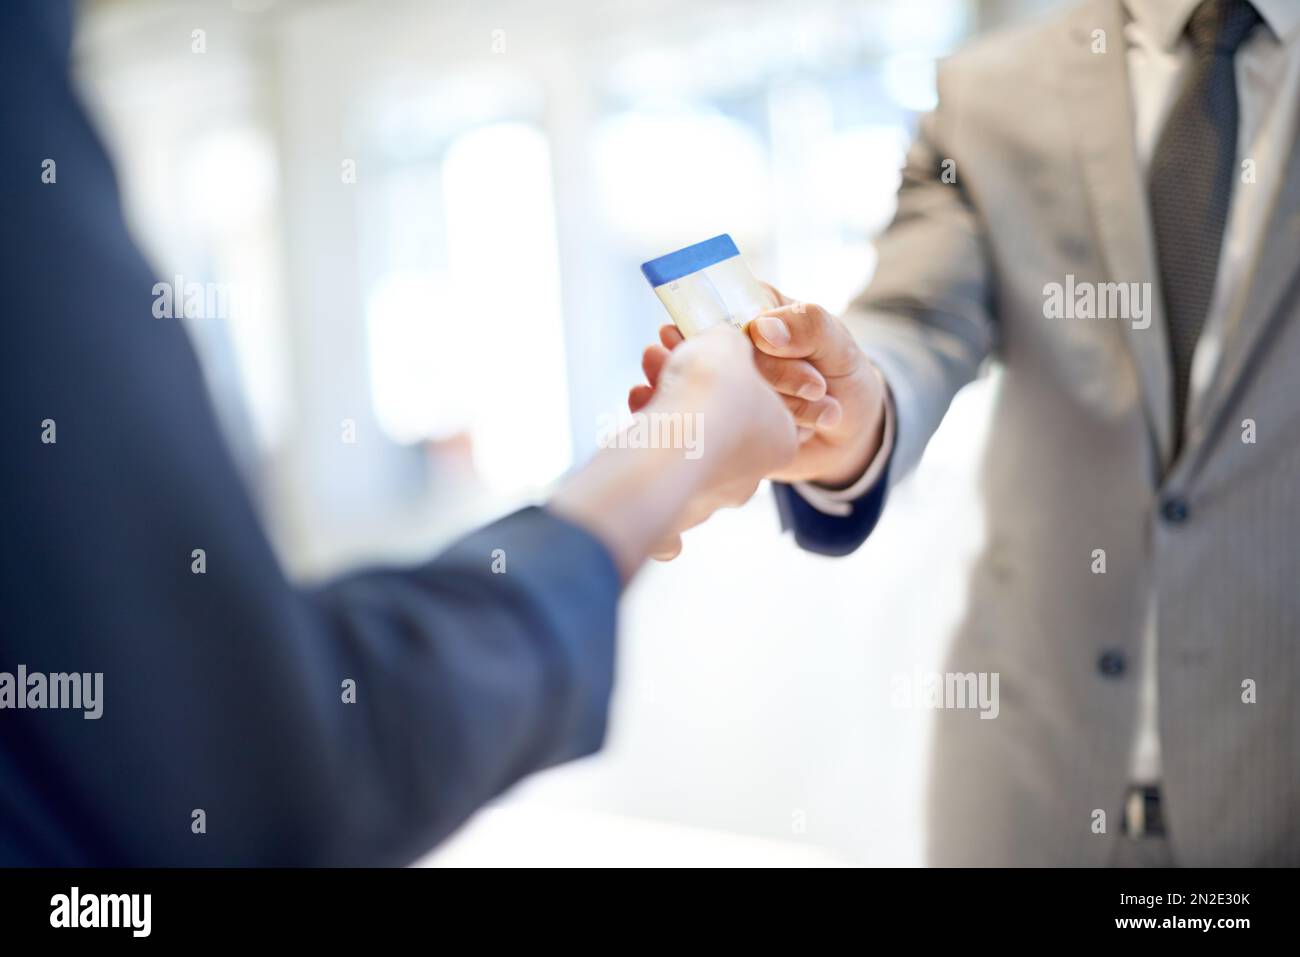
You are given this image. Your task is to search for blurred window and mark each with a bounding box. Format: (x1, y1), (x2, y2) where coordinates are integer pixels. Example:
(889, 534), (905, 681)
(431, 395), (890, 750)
(363, 122), (572, 492)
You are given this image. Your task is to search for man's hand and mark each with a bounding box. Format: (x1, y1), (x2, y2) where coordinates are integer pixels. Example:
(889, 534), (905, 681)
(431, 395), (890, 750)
(632, 287), (887, 490)
(551, 326), (797, 574)
(639, 325), (801, 558)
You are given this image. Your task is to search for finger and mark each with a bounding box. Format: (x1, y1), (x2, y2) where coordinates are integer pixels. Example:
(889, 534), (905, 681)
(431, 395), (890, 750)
(752, 350), (827, 400)
(641, 343), (672, 388)
(651, 534), (683, 561)
(628, 384), (655, 413)
(659, 324), (685, 350)
(747, 302), (857, 374)
(782, 394), (844, 430)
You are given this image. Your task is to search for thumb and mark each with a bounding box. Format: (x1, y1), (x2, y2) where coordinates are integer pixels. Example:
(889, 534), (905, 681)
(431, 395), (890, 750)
(748, 302), (858, 376)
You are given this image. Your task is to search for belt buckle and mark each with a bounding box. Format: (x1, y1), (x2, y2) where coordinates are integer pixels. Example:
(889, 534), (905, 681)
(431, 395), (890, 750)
(1123, 786), (1162, 838)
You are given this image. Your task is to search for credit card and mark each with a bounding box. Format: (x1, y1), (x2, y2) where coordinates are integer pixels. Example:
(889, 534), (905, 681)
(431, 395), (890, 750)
(640, 234), (775, 338)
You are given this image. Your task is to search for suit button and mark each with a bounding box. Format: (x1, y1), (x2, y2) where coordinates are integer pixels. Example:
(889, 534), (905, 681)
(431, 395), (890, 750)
(1159, 497), (1190, 524)
(1098, 650), (1126, 678)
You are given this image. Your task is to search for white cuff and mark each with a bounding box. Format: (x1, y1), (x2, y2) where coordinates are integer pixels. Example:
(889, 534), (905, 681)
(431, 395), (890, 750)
(791, 372), (895, 518)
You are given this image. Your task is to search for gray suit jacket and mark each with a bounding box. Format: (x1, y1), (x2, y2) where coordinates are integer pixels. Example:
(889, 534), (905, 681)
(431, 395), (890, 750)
(842, 0), (1300, 865)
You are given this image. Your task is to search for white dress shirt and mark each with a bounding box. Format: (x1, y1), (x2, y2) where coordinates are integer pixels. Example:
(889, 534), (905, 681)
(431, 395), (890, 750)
(797, 0), (1300, 784)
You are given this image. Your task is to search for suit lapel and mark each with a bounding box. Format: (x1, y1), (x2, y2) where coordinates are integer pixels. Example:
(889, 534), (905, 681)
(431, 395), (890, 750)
(1190, 104), (1300, 450)
(1062, 0), (1174, 473)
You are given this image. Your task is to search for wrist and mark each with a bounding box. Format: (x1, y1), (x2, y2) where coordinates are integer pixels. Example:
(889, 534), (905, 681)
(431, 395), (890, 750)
(810, 366), (888, 489)
(548, 422), (711, 583)
(814, 422), (882, 489)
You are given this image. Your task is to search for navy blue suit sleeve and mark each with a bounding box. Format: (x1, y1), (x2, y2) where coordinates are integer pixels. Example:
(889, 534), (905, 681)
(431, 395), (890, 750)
(0, 0), (620, 865)
(771, 446), (894, 557)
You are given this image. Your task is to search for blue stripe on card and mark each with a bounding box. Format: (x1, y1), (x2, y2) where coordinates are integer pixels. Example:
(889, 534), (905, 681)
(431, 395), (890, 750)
(640, 234), (740, 286)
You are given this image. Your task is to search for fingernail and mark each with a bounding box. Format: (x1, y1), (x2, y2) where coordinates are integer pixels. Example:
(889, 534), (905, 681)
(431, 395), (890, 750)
(755, 315), (790, 347)
(796, 382), (824, 401)
(816, 404), (842, 429)
(797, 427), (814, 443)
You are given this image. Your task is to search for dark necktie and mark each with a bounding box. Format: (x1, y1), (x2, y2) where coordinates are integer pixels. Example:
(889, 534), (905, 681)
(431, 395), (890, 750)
(1148, 0), (1262, 451)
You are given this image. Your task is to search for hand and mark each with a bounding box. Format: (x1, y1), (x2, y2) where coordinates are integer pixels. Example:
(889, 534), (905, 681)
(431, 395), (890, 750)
(551, 326), (797, 576)
(633, 288), (887, 489)
(635, 325), (799, 559)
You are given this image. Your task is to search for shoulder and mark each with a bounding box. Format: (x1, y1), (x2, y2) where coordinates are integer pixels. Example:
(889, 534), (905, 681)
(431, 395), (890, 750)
(937, 0), (1115, 87)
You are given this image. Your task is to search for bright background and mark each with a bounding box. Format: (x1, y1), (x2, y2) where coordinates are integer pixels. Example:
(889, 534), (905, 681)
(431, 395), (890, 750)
(74, 0), (1055, 866)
